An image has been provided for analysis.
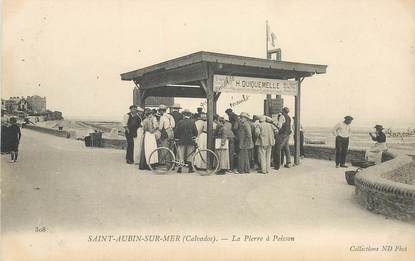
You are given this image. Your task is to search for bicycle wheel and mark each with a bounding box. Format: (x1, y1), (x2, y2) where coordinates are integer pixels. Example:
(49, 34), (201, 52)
(192, 149), (219, 176)
(148, 147), (175, 174)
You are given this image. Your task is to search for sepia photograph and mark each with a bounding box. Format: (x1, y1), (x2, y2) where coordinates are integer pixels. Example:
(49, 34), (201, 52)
(1, 0), (415, 260)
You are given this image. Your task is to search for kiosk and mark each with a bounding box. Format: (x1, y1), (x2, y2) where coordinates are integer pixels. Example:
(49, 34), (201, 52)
(121, 51), (327, 165)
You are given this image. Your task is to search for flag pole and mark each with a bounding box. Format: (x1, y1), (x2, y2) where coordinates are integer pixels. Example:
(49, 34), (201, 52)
(266, 20), (269, 58)
(265, 20), (271, 116)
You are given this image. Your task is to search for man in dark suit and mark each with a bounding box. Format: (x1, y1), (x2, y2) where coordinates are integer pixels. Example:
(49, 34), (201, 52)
(169, 104), (183, 131)
(174, 109), (198, 173)
(123, 105), (141, 164)
(274, 107), (292, 170)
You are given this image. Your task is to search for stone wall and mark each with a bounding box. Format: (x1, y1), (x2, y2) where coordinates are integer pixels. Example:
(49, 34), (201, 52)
(354, 152), (415, 221)
(24, 124), (71, 138)
(25, 125), (126, 149)
(101, 139), (127, 150)
(289, 145), (366, 162)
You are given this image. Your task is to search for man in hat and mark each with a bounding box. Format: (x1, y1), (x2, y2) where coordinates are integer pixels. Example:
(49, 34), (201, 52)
(365, 124), (387, 164)
(123, 105), (142, 164)
(170, 103), (183, 131)
(273, 107), (292, 170)
(332, 116), (353, 168)
(174, 109), (198, 173)
(225, 108), (240, 171)
(237, 112), (254, 173)
(196, 107), (204, 118)
(254, 115), (276, 174)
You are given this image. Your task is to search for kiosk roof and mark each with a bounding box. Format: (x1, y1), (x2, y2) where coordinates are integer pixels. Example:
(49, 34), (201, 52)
(121, 51), (327, 81)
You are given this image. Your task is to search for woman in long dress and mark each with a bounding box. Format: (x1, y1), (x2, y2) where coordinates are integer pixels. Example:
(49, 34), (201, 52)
(134, 110), (144, 164)
(139, 110), (159, 170)
(193, 113), (207, 169)
(214, 116), (230, 174)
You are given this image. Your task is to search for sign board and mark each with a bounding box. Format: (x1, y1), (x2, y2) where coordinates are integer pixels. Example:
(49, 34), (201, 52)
(264, 97), (284, 116)
(213, 74), (298, 96)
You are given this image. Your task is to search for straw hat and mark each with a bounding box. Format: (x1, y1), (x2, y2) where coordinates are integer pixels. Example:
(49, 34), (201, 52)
(240, 112), (249, 119)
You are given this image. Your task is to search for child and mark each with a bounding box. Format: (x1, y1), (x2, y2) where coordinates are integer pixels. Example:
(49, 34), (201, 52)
(8, 117), (21, 163)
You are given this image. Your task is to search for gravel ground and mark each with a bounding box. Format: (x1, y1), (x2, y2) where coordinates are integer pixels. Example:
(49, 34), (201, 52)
(2, 129), (414, 261)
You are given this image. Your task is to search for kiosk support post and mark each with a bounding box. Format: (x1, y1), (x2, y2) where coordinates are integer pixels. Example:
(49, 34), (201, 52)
(294, 77), (303, 165)
(201, 76), (215, 169)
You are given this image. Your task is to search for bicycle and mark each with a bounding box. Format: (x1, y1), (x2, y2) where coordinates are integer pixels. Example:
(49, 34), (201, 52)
(148, 138), (219, 175)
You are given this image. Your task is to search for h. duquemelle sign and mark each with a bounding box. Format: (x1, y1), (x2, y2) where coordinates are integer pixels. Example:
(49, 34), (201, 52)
(213, 75), (298, 96)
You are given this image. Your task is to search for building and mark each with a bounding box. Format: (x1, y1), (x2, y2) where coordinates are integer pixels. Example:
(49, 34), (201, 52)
(17, 98), (29, 111)
(44, 110), (63, 121)
(26, 95), (46, 113)
(4, 97), (21, 113)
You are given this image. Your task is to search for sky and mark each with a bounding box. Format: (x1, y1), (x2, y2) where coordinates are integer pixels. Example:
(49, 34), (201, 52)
(2, 0), (415, 128)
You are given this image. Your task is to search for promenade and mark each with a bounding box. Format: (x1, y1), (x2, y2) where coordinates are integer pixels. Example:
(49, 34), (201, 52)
(2, 129), (414, 260)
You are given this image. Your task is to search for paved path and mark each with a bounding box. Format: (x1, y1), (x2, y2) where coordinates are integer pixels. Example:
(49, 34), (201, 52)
(2, 129), (414, 261)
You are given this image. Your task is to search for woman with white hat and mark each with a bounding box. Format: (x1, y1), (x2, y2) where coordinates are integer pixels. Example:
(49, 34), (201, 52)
(365, 124), (387, 164)
(193, 112), (208, 169)
(139, 109), (159, 170)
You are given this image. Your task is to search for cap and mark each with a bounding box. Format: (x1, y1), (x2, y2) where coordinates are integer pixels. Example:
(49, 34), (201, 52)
(171, 103), (182, 109)
(158, 104), (167, 110)
(344, 116), (354, 121)
(137, 107), (144, 112)
(374, 124), (383, 129)
(258, 115), (265, 122)
(225, 108), (233, 114)
(240, 112), (249, 119)
(129, 105), (137, 109)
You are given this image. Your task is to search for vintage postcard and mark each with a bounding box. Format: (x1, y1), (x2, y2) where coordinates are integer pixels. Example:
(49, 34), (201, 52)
(1, 0), (414, 260)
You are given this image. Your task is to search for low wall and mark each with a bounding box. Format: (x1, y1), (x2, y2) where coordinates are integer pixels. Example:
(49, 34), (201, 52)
(24, 124), (72, 138)
(25, 125), (126, 149)
(289, 145), (366, 162)
(101, 139), (127, 150)
(354, 152), (415, 221)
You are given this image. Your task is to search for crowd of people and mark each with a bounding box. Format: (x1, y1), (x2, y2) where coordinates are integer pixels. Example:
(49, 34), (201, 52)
(123, 104), (302, 174)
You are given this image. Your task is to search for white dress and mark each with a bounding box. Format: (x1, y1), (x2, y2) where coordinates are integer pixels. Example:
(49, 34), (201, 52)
(194, 120), (209, 169)
(134, 127), (144, 164)
(143, 117), (158, 165)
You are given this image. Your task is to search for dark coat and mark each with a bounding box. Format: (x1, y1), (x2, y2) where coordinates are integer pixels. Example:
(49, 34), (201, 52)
(174, 118), (198, 145)
(238, 120), (254, 150)
(170, 111), (183, 129)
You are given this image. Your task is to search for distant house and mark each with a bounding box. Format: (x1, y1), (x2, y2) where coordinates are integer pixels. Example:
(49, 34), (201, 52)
(44, 110), (63, 121)
(4, 97), (21, 113)
(17, 98), (30, 111)
(1, 99), (5, 112)
(26, 95), (46, 113)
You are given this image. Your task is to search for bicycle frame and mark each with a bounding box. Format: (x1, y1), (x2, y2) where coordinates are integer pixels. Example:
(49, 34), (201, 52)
(170, 139), (199, 165)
